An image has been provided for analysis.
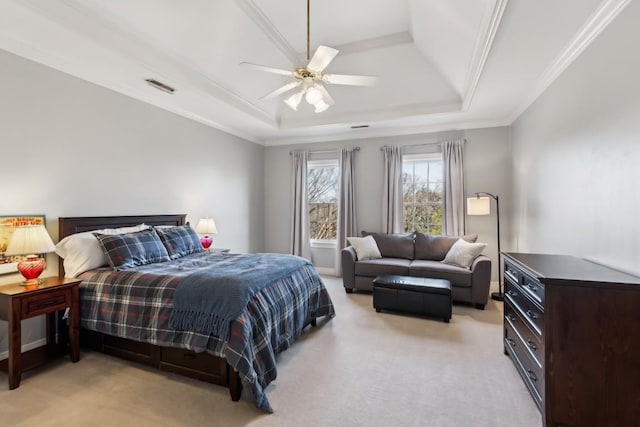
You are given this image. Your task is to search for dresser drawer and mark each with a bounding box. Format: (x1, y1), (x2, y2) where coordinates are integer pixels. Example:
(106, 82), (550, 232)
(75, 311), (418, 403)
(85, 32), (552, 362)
(21, 290), (70, 318)
(521, 273), (544, 306)
(505, 281), (544, 336)
(505, 302), (543, 367)
(505, 318), (544, 408)
(504, 260), (521, 286)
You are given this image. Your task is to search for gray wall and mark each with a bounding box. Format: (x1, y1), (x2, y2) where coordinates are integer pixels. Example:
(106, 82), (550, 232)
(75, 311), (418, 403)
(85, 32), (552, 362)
(265, 127), (511, 279)
(0, 49), (264, 356)
(510, 0), (640, 275)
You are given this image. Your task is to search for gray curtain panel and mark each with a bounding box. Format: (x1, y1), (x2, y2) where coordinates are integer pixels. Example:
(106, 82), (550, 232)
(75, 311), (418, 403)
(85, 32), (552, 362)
(335, 148), (358, 276)
(382, 146), (404, 233)
(442, 139), (466, 236)
(290, 151), (311, 259)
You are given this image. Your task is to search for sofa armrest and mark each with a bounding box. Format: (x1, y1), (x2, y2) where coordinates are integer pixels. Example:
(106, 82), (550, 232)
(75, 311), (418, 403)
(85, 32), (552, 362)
(341, 246), (357, 291)
(470, 255), (492, 306)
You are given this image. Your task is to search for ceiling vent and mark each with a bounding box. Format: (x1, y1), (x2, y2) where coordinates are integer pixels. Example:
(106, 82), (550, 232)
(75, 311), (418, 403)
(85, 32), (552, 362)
(351, 124), (369, 129)
(145, 78), (175, 94)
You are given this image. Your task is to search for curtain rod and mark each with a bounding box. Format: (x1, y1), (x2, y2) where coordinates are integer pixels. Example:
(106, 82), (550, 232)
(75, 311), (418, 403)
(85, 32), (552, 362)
(289, 147), (360, 155)
(379, 139), (466, 150)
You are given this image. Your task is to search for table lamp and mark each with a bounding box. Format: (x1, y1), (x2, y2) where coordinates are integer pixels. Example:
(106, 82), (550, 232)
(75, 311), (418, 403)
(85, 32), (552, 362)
(4, 225), (56, 285)
(195, 217), (218, 251)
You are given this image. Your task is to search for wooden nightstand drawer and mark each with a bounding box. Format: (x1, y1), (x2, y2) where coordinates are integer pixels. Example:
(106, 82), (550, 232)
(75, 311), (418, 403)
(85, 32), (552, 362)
(21, 290), (70, 318)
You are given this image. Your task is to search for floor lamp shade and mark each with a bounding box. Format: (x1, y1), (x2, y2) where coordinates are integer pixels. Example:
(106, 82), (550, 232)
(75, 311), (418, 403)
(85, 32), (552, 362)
(467, 196), (491, 215)
(4, 225), (56, 285)
(195, 218), (218, 250)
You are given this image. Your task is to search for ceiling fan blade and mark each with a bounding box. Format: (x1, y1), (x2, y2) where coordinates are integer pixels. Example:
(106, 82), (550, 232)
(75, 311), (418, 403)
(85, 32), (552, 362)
(259, 81), (301, 100)
(317, 84), (335, 105)
(323, 73), (379, 86)
(240, 62), (293, 77)
(307, 45), (339, 72)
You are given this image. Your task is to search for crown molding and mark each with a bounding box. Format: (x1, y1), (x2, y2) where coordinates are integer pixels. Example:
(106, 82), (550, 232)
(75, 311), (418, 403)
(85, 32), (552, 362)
(264, 117), (511, 147)
(508, 0), (631, 122)
(234, 0), (299, 65)
(461, 0), (509, 112)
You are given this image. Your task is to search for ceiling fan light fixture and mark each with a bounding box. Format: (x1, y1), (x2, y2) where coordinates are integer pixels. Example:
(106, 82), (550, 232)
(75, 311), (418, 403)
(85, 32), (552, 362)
(305, 85), (323, 105)
(314, 99), (330, 113)
(284, 91), (304, 111)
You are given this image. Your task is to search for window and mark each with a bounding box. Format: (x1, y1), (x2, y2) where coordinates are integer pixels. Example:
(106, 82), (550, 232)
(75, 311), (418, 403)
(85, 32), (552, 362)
(308, 159), (339, 241)
(403, 153), (443, 234)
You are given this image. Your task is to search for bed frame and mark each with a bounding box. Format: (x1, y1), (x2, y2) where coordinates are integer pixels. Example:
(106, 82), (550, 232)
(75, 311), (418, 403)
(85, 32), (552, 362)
(58, 214), (241, 402)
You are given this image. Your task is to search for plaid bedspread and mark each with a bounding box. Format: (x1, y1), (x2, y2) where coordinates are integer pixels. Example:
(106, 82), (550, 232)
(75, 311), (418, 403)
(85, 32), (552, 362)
(78, 251), (335, 412)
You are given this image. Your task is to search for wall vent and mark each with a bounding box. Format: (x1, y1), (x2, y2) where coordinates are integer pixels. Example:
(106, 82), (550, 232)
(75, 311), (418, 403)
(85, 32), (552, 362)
(145, 78), (175, 94)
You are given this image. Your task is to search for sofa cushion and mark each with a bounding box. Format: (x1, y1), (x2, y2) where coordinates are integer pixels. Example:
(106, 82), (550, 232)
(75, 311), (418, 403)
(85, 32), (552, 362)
(442, 238), (487, 269)
(409, 260), (472, 287)
(355, 258), (411, 277)
(361, 231), (415, 260)
(347, 235), (382, 260)
(414, 233), (478, 261)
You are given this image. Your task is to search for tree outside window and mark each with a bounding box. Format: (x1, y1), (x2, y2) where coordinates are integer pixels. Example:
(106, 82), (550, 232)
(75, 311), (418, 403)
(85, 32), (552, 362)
(403, 154), (443, 234)
(308, 160), (339, 240)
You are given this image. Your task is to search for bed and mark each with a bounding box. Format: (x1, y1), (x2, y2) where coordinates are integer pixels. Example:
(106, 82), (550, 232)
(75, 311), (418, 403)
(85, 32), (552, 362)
(57, 214), (335, 412)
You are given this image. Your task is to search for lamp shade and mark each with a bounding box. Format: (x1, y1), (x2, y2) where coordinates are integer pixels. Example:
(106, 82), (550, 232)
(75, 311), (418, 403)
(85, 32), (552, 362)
(4, 225), (56, 256)
(196, 218), (218, 235)
(467, 196), (491, 216)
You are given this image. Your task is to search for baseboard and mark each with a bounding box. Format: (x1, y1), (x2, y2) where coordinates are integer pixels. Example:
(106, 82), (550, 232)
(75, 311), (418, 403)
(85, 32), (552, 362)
(0, 337), (48, 361)
(315, 267), (337, 276)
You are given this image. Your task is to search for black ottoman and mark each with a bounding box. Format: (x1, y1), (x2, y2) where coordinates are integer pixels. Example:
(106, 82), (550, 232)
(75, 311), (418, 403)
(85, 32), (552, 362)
(373, 275), (452, 323)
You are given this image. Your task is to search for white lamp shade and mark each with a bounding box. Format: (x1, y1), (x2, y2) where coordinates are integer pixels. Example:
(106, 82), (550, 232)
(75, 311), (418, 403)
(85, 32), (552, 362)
(467, 197), (491, 216)
(195, 218), (218, 234)
(4, 225), (56, 256)
(284, 91), (304, 111)
(305, 86), (323, 105)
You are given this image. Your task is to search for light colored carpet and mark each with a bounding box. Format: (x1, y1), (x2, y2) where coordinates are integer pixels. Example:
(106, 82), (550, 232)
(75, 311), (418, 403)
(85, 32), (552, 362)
(0, 276), (541, 427)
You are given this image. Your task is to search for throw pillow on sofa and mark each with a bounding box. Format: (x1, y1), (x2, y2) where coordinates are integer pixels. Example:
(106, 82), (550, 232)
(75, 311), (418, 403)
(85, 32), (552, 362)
(347, 235), (382, 260)
(442, 238), (487, 269)
(361, 231), (415, 259)
(414, 232), (478, 261)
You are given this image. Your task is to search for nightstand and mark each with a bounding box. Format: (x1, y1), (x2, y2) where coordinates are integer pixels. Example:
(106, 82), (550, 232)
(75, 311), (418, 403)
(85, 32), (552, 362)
(0, 276), (81, 389)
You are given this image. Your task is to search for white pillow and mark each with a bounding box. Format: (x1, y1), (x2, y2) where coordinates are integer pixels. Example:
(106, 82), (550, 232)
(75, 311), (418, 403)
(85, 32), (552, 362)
(347, 235), (382, 261)
(56, 224), (150, 277)
(441, 238), (487, 269)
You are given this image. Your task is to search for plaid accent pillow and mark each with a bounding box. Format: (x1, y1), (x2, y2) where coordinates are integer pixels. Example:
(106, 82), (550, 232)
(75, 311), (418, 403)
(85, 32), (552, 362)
(95, 228), (170, 270)
(155, 225), (204, 259)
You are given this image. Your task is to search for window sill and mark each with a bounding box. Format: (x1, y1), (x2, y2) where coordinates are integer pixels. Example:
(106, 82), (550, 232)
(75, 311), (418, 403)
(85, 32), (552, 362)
(310, 240), (337, 249)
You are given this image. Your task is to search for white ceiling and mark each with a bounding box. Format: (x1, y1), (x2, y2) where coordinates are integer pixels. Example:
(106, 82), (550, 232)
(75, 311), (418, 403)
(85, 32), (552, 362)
(0, 0), (630, 145)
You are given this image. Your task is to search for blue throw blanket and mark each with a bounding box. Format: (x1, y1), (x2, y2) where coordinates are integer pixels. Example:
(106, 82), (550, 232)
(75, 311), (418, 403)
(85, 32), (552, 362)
(169, 253), (310, 339)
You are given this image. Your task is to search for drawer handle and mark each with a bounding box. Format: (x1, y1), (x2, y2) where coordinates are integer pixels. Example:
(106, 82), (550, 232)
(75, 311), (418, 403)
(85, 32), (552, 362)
(526, 340), (537, 351)
(525, 310), (538, 320)
(525, 283), (538, 293)
(506, 338), (516, 348)
(505, 313), (516, 322)
(506, 290), (517, 297)
(527, 370), (537, 382)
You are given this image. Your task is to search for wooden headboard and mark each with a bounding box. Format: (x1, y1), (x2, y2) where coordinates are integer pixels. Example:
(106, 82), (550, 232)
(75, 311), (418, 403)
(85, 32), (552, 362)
(57, 214), (186, 277)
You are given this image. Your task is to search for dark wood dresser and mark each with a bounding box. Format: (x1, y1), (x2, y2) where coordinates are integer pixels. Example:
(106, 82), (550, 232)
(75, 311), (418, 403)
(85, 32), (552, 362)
(502, 252), (640, 427)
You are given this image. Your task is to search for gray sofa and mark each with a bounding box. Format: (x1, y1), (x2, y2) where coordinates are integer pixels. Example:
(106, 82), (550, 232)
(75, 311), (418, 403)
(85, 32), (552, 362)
(341, 231), (492, 309)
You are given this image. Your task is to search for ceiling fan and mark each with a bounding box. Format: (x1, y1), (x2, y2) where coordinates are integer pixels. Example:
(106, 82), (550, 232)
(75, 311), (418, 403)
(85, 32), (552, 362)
(240, 0), (378, 113)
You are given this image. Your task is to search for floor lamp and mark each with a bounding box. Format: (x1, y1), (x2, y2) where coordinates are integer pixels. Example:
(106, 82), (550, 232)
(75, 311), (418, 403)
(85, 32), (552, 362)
(467, 192), (504, 301)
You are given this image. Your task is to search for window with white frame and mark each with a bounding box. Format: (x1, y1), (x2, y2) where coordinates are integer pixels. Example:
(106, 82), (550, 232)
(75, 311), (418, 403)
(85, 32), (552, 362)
(403, 153), (443, 234)
(308, 159), (339, 241)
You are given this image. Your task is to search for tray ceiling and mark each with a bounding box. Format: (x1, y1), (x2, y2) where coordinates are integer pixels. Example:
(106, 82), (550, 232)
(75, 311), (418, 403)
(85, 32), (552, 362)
(0, 0), (630, 145)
